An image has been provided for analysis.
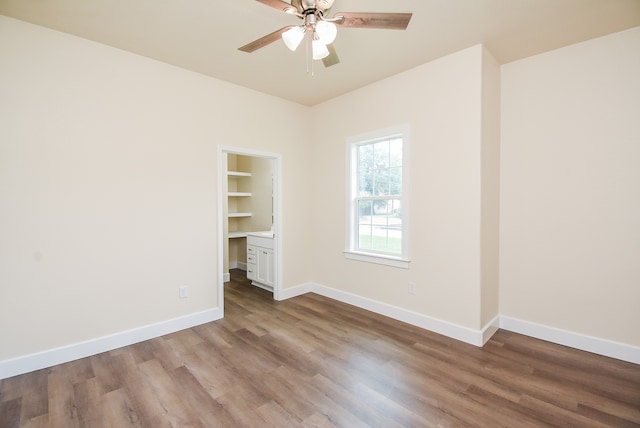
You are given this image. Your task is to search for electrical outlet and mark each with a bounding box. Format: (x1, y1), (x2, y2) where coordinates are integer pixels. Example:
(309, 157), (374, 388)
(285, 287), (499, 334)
(408, 282), (416, 295)
(179, 286), (189, 299)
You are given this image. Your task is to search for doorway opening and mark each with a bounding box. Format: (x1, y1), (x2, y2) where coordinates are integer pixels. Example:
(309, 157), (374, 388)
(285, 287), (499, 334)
(217, 146), (282, 313)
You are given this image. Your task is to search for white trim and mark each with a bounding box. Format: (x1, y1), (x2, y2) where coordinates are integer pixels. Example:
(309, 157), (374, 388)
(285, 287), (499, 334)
(344, 251), (410, 269)
(500, 316), (640, 365)
(223, 272), (230, 283)
(345, 124), (411, 264)
(276, 282), (314, 301)
(303, 282), (488, 346)
(278, 283), (640, 364)
(277, 286), (640, 364)
(0, 308), (222, 380)
(217, 149), (227, 315)
(5, 294), (637, 379)
(228, 261), (247, 271)
(481, 315), (501, 345)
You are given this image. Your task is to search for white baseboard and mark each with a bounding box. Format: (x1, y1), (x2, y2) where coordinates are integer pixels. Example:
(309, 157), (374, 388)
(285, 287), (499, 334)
(482, 315), (501, 345)
(5, 291), (637, 380)
(279, 284), (639, 364)
(302, 282), (490, 347)
(228, 262), (247, 272)
(500, 316), (640, 365)
(277, 282), (314, 301)
(224, 263), (247, 282)
(0, 307), (223, 380)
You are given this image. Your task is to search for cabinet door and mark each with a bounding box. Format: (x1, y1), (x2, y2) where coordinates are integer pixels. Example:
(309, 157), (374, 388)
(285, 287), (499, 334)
(256, 248), (273, 286)
(266, 249), (274, 285)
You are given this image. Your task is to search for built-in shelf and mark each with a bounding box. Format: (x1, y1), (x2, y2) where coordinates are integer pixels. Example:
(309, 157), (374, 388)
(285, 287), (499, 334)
(228, 212), (252, 218)
(227, 164), (255, 277)
(227, 169), (251, 239)
(228, 232), (248, 239)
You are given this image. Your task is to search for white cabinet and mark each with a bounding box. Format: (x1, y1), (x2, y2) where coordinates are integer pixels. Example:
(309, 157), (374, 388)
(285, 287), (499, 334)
(247, 232), (274, 291)
(256, 248), (274, 286)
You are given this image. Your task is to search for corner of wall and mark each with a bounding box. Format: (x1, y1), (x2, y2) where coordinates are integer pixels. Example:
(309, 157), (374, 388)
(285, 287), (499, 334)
(480, 44), (501, 327)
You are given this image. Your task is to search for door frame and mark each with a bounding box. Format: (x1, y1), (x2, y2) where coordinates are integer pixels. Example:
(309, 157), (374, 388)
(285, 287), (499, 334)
(217, 145), (282, 313)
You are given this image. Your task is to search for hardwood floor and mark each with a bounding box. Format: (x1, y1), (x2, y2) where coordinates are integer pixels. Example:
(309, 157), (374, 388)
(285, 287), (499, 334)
(1, 270), (639, 427)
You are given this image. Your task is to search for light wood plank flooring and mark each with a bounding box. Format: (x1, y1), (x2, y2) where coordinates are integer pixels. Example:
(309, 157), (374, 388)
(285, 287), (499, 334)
(1, 269), (639, 427)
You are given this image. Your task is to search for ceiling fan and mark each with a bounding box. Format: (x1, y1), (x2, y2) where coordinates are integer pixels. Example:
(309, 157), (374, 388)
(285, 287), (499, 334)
(239, 0), (412, 67)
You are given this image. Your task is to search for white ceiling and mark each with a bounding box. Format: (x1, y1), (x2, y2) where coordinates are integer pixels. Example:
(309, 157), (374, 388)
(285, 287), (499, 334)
(2, 0), (639, 106)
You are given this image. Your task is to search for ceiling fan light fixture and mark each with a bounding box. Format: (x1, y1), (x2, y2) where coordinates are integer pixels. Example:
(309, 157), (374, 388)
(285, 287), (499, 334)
(312, 39), (330, 60)
(282, 26), (305, 51)
(315, 20), (337, 45)
(241, 2), (413, 70)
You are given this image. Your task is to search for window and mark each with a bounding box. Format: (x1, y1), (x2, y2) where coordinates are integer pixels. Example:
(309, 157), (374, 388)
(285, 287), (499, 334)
(345, 125), (409, 268)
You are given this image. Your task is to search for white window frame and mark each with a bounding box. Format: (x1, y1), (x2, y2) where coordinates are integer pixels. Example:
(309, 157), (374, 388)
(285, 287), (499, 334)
(344, 124), (410, 269)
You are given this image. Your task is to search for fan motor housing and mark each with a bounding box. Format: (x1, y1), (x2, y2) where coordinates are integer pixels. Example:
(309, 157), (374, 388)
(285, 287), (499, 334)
(293, 0), (334, 13)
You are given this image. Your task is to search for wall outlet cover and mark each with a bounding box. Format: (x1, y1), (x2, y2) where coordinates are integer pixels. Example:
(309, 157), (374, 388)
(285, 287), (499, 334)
(179, 286), (189, 299)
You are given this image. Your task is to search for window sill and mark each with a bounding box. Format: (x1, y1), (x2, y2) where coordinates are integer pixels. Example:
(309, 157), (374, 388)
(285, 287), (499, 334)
(344, 251), (410, 269)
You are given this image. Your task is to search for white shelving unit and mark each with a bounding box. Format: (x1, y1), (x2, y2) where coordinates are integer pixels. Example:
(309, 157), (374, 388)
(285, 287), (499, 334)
(227, 170), (252, 238)
(225, 156), (275, 291)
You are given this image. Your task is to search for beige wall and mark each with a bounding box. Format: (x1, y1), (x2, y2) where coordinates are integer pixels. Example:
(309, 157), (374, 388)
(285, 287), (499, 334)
(480, 47), (501, 327)
(500, 27), (640, 346)
(2, 13), (637, 366)
(309, 45), (498, 331)
(0, 16), (311, 361)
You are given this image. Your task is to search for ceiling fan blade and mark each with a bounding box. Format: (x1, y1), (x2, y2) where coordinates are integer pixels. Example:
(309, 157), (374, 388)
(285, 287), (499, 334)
(256, 0), (298, 14)
(322, 44), (340, 67)
(334, 12), (412, 30)
(238, 26), (292, 53)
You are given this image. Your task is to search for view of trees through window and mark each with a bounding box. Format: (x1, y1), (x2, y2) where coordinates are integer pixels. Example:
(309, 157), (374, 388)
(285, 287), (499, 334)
(355, 136), (402, 255)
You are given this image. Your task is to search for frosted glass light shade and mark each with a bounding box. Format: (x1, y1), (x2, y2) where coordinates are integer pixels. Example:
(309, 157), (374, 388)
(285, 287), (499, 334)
(312, 39), (330, 60)
(282, 26), (305, 51)
(315, 21), (337, 45)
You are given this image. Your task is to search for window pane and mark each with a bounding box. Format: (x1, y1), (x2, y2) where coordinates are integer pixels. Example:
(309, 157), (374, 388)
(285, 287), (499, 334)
(358, 172), (371, 197)
(373, 140), (390, 170)
(390, 166), (402, 195)
(389, 200), (402, 254)
(368, 139), (387, 197)
(374, 167), (390, 196)
(349, 127), (406, 262)
(357, 198), (402, 255)
(373, 140), (388, 196)
(357, 144), (373, 196)
(358, 200), (373, 250)
(372, 201), (390, 252)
